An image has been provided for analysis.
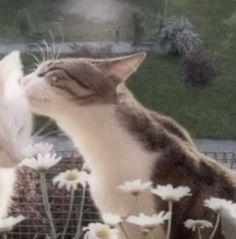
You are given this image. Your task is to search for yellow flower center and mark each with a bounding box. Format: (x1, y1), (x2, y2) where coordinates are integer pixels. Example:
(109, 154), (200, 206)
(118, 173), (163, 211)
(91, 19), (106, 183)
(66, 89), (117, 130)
(65, 170), (79, 181)
(95, 225), (112, 239)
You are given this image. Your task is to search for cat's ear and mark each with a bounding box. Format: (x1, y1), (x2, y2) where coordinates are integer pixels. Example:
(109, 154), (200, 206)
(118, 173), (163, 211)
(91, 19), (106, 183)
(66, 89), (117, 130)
(95, 52), (146, 83)
(0, 51), (23, 85)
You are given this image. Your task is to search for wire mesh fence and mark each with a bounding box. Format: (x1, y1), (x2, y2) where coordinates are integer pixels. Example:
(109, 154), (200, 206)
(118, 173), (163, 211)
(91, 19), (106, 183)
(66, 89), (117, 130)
(8, 151), (100, 239)
(5, 150), (236, 238)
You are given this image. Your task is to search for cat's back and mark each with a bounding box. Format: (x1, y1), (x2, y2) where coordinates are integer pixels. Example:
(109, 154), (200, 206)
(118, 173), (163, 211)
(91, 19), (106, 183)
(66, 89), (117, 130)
(117, 100), (236, 238)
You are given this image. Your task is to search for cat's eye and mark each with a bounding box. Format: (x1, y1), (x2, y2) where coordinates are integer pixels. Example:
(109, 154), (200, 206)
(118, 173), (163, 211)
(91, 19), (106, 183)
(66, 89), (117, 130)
(52, 76), (58, 83)
(50, 76), (59, 84)
(48, 75), (61, 86)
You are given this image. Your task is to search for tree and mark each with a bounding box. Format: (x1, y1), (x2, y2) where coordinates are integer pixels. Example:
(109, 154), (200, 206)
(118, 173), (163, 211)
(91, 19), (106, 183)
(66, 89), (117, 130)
(132, 10), (145, 45)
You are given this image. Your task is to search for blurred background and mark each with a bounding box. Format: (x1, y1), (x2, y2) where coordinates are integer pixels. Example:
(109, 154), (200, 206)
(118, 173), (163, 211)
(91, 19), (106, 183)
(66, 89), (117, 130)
(0, 0), (236, 139)
(1, 1), (236, 238)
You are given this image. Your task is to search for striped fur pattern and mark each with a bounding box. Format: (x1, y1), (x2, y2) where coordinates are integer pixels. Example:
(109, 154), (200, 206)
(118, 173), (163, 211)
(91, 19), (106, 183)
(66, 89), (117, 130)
(22, 53), (235, 239)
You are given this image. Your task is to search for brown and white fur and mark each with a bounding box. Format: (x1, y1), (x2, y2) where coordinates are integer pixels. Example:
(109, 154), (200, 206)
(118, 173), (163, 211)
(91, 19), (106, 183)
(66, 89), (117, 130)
(22, 53), (236, 239)
(0, 52), (32, 218)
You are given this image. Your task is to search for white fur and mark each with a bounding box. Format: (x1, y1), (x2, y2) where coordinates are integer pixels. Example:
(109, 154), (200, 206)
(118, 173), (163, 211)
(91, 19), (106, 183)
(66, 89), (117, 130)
(22, 54), (165, 238)
(0, 52), (32, 218)
(56, 105), (166, 239)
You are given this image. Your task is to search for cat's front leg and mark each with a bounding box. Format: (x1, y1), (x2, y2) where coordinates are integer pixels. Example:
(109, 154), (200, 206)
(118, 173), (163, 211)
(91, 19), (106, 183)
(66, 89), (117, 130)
(0, 168), (16, 218)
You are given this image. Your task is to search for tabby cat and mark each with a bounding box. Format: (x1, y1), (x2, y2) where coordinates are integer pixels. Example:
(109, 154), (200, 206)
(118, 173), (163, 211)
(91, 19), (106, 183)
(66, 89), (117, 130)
(22, 53), (236, 239)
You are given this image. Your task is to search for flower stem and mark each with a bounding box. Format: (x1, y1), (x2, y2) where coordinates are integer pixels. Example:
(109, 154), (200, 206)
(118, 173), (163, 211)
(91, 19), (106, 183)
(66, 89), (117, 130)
(74, 186), (86, 239)
(39, 172), (57, 239)
(209, 212), (221, 239)
(2, 233), (7, 239)
(197, 227), (202, 239)
(61, 189), (75, 239)
(166, 201), (173, 239)
(135, 195), (140, 212)
(119, 223), (131, 239)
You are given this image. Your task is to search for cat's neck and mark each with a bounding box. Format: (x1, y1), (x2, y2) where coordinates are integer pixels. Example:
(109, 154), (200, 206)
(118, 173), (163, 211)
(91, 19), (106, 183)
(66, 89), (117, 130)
(56, 104), (156, 177)
(57, 104), (116, 142)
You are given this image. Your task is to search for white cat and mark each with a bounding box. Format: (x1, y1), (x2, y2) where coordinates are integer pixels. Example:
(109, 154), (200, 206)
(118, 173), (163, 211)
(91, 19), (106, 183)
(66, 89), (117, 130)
(0, 51), (32, 218)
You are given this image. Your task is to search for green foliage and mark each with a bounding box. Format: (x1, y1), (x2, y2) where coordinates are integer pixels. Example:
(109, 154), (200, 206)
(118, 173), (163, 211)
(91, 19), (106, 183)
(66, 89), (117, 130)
(182, 49), (218, 87)
(0, 0), (62, 41)
(128, 54), (236, 139)
(223, 10), (236, 28)
(159, 16), (202, 55)
(143, 12), (162, 39)
(132, 10), (145, 44)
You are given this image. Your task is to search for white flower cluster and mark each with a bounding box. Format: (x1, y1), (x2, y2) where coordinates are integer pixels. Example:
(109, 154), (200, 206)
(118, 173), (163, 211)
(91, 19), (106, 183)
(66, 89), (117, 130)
(0, 215), (25, 234)
(84, 223), (119, 239)
(79, 180), (193, 239)
(118, 179), (152, 196)
(184, 219), (213, 232)
(22, 142), (89, 191)
(21, 142), (61, 171)
(116, 180), (193, 239)
(19, 142), (90, 239)
(151, 184), (192, 202)
(53, 169), (89, 191)
(8, 141), (236, 239)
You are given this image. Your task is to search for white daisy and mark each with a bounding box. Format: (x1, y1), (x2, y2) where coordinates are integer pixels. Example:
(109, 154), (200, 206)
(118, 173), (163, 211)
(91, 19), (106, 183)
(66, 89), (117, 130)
(53, 169), (89, 191)
(184, 219), (213, 232)
(0, 215), (25, 233)
(102, 213), (123, 227)
(118, 180), (152, 196)
(21, 153), (62, 172)
(23, 142), (53, 158)
(204, 197), (236, 212)
(84, 223), (119, 239)
(126, 212), (170, 230)
(151, 184), (192, 202)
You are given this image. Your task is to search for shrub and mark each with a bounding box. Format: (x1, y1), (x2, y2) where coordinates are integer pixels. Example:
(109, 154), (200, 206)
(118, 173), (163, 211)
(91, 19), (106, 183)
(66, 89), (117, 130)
(182, 49), (218, 87)
(159, 16), (202, 55)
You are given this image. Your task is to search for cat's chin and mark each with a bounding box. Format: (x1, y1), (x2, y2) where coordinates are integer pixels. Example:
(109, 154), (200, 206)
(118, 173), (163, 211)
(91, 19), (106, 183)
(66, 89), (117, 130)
(27, 96), (51, 116)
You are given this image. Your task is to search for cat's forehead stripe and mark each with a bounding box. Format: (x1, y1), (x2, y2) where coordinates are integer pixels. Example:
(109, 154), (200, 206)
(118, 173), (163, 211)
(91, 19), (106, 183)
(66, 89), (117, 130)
(46, 66), (93, 91)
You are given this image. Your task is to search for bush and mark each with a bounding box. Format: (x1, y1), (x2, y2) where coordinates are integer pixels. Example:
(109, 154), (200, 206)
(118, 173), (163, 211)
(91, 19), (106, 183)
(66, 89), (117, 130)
(159, 16), (202, 55)
(182, 49), (218, 87)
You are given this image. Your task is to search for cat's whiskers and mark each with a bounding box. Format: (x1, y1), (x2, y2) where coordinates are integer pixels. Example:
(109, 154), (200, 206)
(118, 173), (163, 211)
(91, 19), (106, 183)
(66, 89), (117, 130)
(28, 53), (40, 65)
(42, 39), (51, 61)
(55, 26), (65, 60)
(33, 43), (46, 62)
(33, 119), (53, 139)
(49, 30), (57, 61)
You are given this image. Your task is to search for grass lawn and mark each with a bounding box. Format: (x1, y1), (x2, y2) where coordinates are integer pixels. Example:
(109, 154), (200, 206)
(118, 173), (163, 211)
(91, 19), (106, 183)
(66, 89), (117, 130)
(126, 0), (236, 139)
(128, 54), (236, 140)
(2, 0), (236, 139)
